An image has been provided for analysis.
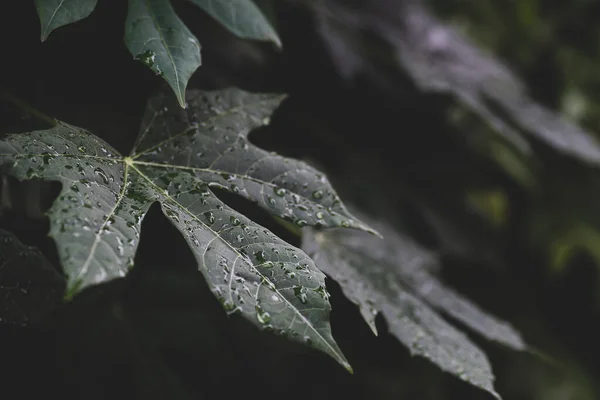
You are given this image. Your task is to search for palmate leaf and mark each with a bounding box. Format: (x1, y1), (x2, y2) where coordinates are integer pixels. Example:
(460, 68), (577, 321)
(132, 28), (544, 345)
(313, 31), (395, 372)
(0, 87), (373, 370)
(34, 0), (98, 41)
(0, 229), (64, 325)
(125, 0), (202, 108)
(187, 0), (281, 47)
(303, 210), (526, 398)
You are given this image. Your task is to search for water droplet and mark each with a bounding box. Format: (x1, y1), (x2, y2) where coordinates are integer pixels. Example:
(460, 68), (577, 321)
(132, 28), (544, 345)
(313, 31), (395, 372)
(254, 250), (267, 263)
(295, 219), (308, 227)
(230, 216), (241, 226)
(285, 270), (296, 279)
(135, 49), (156, 68)
(203, 211), (215, 224)
(94, 168), (109, 185)
(316, 212), (324, 219)
(222, 301), (235, 312)
(293, 286), (308, 304)
(313, 285), (330, 300)
(78, 145), (86, 153)
(256, 305), (271, 324)
(274, 187), (286, 197)
(312, 190), (323, 199)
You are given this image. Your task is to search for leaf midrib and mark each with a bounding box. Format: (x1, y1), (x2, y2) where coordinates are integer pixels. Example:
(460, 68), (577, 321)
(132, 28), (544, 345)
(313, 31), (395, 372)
(41, 0), (67, 40)
(323, 238), (494, 391)
(66, 162), (131, 296)
(0, 151), (332, 213)
(129, 162), (349, 369)
(139, 0), (182, 99)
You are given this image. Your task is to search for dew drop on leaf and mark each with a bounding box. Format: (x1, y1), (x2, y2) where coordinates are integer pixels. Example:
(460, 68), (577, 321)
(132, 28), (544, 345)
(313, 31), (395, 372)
(294, 286), (308, 304)
(203, 211), (215, 224)
(94, 168), (109, 185)
(256, 305), (271, 324)
(135, 49), (156, 68)
(254, 250), (267, 263)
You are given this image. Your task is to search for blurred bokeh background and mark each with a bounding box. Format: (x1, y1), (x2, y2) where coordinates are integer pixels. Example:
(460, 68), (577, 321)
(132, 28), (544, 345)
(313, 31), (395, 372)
(1, 0), (600, 399)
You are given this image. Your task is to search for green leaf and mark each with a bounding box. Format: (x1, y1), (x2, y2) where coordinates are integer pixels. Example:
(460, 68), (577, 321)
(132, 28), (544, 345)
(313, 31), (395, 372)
(34, 0), (98, 41)
(303, 210), (527, 398)
(0, 229), (65, 325)
(125, 0), (202, 108)
(187, 0), (281, 47)
(0, 87), (373, 370)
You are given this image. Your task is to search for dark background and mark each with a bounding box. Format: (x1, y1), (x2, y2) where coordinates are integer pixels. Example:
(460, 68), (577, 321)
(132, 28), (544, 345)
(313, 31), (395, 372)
(1, 0), (599, 399)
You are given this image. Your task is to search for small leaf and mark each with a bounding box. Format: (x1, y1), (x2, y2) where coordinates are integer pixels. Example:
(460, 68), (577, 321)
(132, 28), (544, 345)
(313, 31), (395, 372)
(0, 87), (370, 370)
(125, 0), (202, 108)
(35, 0), (98, 41)
(0, 229), (65, 325)
(303, 210), (527, 397)
(187, 0), (281, 47)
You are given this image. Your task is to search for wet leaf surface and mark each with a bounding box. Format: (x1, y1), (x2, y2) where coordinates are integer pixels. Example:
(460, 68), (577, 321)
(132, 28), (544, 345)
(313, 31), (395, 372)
(303, 210), (527, 398)
(0, 87), (373, 369)
(125, 0), (202, 107)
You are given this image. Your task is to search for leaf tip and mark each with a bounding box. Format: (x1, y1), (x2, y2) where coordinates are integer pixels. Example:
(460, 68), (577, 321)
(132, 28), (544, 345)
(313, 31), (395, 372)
(343, 361), (354, 374)
(369, 227), (384, 239)
(368, 322), (379, 336)
(177, 92), (187, 109)
(354, 220), (383, 238)
(38, 19), (51, 42)
(62, 270), (84, 302)
(173, 83), (190, 109)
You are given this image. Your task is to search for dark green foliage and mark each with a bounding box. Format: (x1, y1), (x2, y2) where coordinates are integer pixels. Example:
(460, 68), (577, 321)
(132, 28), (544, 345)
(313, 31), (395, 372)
(2, 0), (600, 399)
